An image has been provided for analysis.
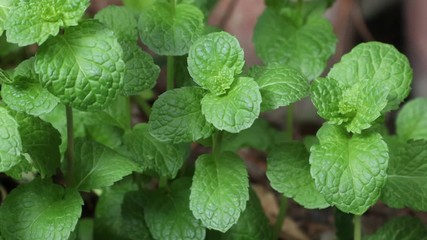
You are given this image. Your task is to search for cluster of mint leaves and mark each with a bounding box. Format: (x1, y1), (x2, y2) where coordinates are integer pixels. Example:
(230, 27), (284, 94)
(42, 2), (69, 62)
(0, 0), (425, 239)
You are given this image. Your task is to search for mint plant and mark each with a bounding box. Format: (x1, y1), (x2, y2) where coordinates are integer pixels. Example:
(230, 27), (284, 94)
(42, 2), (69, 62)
(0, 0), (425, 239)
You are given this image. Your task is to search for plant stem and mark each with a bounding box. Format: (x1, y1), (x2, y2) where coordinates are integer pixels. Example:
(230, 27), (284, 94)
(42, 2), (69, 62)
(273, 195), (288, 240)
(212, 131), (223, 156)
(286, 104), (294, 140)
(353, 215), (362, 240)
(167, 56), (175, 90)
(133, 96), (152, 116)
(66, 105), (74, 186)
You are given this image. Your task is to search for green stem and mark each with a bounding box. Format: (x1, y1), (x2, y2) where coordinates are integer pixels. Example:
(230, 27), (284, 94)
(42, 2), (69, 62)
(286, 104), (294, 140)
(354, 215), (362, 240)
(212, 131), (223, 156)
(273, 195), (288, 240)
(66, 105), (74, 185)
(133, 96), (152, 116)
(167, 56), (175, 90)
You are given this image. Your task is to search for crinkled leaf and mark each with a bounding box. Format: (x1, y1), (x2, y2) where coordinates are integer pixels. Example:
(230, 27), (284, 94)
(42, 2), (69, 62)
(381, 140), (427, 211)
(201, 77), (261, 133)
(268, 141), (329, 209)
(5, 155), (32, 180)
(138, 2), (204, 55)
(13, 112), (61, 178)
(0, 179), (82, 240)
(222, 188), (272, 240)
(2, 58), (58, 116)
(254, 65), (309, 111)
(83, 96), (131, 131)
(143, 178), (205, 240)
(188, 31), (244, 95)
(0, 106), (22, 172)
(35, 20), (125, 111)
(328, 42), (412, 111)
(149, 86), (214, 143)
(366, 217), (427, 240)
(309, 124), (388, 214)
(4, 0), (89, 46)
(121, 191), (152, 240)
(121, 42), (160, 96)
(253, 8), (336, 79)
(122, 123), (187, 178)
(190, 153), (249, 232)
(94, 180), (141, 240)
(396, 98), (427, 141)
(95, 6), (138, 42)
(71, 139), (138, 192)
(0, 0), (12, 36)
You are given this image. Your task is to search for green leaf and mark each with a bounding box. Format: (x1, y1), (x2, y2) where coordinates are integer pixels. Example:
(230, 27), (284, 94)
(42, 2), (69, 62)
(13, 112), (61, 178)
(149, 86), (214, 143)
(0, 106), (22, 172)
(4, 0), (89, 46)
(201, 77), (261, 133)
(2, 58), (58, 116)
(267, 141), (329, 209)
(253, 65), (309, 111)
(94, 180), (141, 240)
(396, 98), (427, 141)
(190, 152), (249, 232)
(69, 219), (94, 240)
(121, 191), (152, 240)
(35, 20), (125, 111)
(120, 42), (160, 96)
(0, 0), (12, 36)
(71, 139), (138, 192)
(328, 42), (412, 111)
(95, 6), (138, 42)
(138, 2), (204, 55)
(253, 8), (336, 79)
(188, 31), (244, 95)
(83, 96), (131, 130)
(366, 217), (427, 240)
(122, 123), (187, 178)
(0, 179), (82, 240)
(143, 178), (205, 240)
(309, 124), (388, 214)
(381, 140), (427, 211)
(222, 188), (272, 240)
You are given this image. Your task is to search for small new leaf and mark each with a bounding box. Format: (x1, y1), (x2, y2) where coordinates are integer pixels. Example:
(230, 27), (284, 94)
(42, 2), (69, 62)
(138, 2), (204, 55)
(149, 87), (214, 143)
(201, 77), (261, 133)
(71, 139), (139, 192)
(267, 142), (329, 209)
(396, 98), (427, 141)
(188, 31), (244, 95)
(35, 20), (125, 111)
(190, 153), (249, 232)
(0, 179), (83, 240)
(310, 124), (388, 214)
(4, 0), (89, 46)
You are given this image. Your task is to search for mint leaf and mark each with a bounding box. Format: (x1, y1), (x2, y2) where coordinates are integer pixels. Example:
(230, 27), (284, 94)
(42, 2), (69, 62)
(381, 140), (427, 211)
(149, 87), (214, 143)
(253, 8), (336, 79)
(84, 96), (131, 131)
(95, 6), (138, 42)
(4, 0), (89, 46)
(143, 178), (205, 240)
(188, 31), (244, 95)
(0, 0), (12, 36)
(310, 124), (388, 214)
(201, 77), (261, 133)
(367, 217), (427, 240)
(0, 106), (22, 172)
(71, 139), (138, 192)
(328, 42), (412, 111)
(121, 191), (152, 240)
(35, 20), (125, 111)
(138, 2), (204, 56)
(123, 0), (155, 11)
(222, 188), (272, 240)
(190, 153), (249, 232)
(267, 142), (329, 209)
(13, 112), (61, 178)
(0, 179), (82, 240)
(2, 58), (58, 116)
(122, 123), (187, 178)
(396, 98), (427, 141)
(254, 65), (309, 111)
(121, 42), (160, 96)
